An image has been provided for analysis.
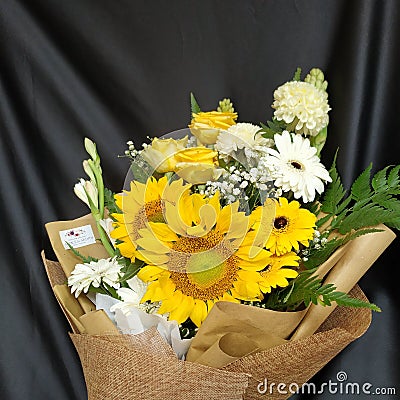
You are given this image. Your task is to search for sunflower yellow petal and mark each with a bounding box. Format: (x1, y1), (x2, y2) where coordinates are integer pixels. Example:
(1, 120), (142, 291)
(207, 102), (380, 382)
(158, 291), (182, 314)
(147, 222), (179, 242)
(137, 250), (169, 265)
(168, 294), (195, 324)
(164, 201), (189, 236)
(141, 281), (165, 303)
(115, 239), (137, 259)
(237, 270), (263, 283)
(144, 177), (162, 203)
(136, 237), (171, 253)
(137, 265), (167, 282)
(225, 212), (249, 241)
(231, 281), (261, 301)
(190, 300), (208, 327)
(215, 203), (234, 234)
(186, 204), (217, 236)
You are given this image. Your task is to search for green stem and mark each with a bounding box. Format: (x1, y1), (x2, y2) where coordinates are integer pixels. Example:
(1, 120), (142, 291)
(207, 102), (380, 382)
(89, 159), (105, 218)
(96, 221), (115, 257)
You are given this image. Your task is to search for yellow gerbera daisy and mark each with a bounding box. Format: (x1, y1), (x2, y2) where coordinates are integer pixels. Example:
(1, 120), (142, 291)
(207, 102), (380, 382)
(259, 252), (299, 293)
(266, 197), (316, 256)
(110, 176), (191, 260)
(136, 191), (276, 327)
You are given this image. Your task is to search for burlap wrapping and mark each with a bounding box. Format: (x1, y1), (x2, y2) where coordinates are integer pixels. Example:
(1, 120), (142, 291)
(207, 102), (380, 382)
(43, 256), (371, 400)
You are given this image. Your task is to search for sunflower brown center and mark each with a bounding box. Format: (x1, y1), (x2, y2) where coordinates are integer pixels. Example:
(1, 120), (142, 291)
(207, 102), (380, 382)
(127, 199), (164, 242)
(274, 216), (289, 230)
(145, 200), (164, 223)
(168, 232), (239, 301)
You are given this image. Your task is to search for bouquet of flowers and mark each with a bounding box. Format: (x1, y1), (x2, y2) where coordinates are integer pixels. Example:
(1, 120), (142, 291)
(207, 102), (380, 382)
(44, 68), (398, 400)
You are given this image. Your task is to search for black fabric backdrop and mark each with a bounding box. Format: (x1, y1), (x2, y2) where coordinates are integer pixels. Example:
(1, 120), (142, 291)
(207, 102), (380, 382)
(0, 1), (399, 399)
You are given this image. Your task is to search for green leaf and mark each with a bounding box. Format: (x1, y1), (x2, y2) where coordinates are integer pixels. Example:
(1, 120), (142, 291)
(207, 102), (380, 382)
(371, 166), (391, 192)
(319, 156), (400, 236)
(387, 165), (400, 188)
(190, 92), (201, 115)
(351, 163), (372, 202)
(104, 187), (121, 214)
(303, 238), (343, 269)
(65, 242), (98, 263)
(259, 119), (286, 139)
(328, 291), (381, 312)
(338, 204), (393, 234)
(275, 269), (380, 312)
(130, 158), (152, 183)
(320, 153), (347, 216)
(119, 259), (145, 283)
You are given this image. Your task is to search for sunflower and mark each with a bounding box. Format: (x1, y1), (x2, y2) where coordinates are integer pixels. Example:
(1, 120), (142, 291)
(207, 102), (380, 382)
(110, 176), (191, 260)
(135, 189), (276, 327)
(259, 252), (299, 294)
(266, 197), (316, 256)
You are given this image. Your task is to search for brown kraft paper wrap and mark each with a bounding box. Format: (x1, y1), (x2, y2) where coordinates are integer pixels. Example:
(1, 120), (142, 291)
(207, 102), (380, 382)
(186, 301), (307, 366)
(42, 255), (372, 400)
(291, 224), (395, 340)
(45, 214), (110, 277)
(45, 214), (110, 314)
(42, 253), (118, 335)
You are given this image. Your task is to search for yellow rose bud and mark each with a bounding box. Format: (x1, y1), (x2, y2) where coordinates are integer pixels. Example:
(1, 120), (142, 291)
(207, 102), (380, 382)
(140, 136), (188, 173)
(174, 147), (222, 184)
(175, 147), (218, 164)
(189, 111), (237, 145)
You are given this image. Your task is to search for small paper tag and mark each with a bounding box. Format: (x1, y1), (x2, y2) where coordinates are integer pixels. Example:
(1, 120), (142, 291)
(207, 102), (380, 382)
(59, 225), (96, 250)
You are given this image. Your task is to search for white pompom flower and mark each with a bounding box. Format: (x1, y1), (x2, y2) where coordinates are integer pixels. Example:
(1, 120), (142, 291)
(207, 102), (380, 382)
(272, 81), (330, 137)
(68, 257), (122, 298)
(266, 131), (332, 202)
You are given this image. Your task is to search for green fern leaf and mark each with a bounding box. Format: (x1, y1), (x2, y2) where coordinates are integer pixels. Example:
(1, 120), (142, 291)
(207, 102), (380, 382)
(351, 163), (372, 202)
(371, 166), (390, 192)
(328, 291), (381, 312)
(387, 165), (400, 189)
(320, 156), (347, 215)
(303, 238), (343, 269)
(282, 269), (380, 312)
(338, 204), (394, 234)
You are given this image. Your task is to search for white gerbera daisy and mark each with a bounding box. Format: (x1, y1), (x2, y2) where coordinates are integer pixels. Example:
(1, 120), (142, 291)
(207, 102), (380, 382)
(68, 257), (122, 298)
(272, 81), (330, 137)
(215, 123), (272, 160)
(110, 276), (159, 315)
(266, 131), (332, 202)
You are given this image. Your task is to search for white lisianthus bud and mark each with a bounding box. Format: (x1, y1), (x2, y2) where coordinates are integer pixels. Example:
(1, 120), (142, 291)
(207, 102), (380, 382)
(74, 179), (99, 209)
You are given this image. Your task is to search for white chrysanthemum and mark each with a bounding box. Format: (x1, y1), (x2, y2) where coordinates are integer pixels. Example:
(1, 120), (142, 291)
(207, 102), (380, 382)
(266, 131), (332, 202)
(110, 276), (159, 315)
(215, 123), (272, 157)
(272, 81), (330, 137)
(68, 257), (122, 298)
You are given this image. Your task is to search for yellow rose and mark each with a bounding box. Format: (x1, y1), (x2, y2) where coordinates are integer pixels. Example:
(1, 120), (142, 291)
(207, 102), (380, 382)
(174, 147), (223, 184)
(140, 136), (188, 173)
(189, 111), (237, 145)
